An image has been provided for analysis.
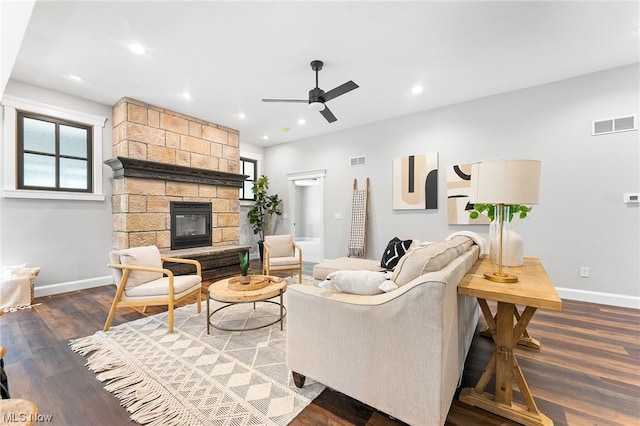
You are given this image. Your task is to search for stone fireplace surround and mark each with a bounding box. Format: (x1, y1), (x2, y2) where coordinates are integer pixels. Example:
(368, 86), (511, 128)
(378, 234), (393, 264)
(106, 97), (249, 279)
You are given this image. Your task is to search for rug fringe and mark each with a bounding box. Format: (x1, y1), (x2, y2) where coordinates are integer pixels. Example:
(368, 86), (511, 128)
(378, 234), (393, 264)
(70, 334), (200, 425)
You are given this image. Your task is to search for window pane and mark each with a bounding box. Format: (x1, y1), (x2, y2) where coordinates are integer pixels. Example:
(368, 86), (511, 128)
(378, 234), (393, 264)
(23, 117), (55, 153)
(243, 181), (254, 199)
(60, 125), (88, 158)
(60, 158), (88, 189)
(243, 160), (255, 180)
(23, 153), (56, 187)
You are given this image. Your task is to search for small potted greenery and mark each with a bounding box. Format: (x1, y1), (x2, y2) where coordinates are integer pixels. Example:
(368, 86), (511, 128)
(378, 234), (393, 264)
(239, 252), (251, 284)
(247, 175), (282, 261)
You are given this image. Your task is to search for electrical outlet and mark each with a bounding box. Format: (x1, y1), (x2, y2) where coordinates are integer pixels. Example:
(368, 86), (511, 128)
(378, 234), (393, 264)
(580, 267), (590, 278)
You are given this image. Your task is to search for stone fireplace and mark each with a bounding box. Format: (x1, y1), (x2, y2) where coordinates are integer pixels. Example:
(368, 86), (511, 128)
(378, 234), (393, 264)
(106, 97), (249, 278)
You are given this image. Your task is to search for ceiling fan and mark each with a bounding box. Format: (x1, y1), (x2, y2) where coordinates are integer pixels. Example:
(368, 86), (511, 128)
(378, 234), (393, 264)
(262, 60), (359, 123)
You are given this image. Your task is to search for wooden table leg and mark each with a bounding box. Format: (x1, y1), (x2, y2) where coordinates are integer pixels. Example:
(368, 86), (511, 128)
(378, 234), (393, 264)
(479, 303), (541, 349)
(460, 301), (553, 426)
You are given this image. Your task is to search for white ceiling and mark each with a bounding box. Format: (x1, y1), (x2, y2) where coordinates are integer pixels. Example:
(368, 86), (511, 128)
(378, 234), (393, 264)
(8, 1), (640, 147)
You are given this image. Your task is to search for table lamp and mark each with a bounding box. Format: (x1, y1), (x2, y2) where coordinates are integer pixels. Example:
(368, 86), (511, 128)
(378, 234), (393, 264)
(470, 160), (541, 283)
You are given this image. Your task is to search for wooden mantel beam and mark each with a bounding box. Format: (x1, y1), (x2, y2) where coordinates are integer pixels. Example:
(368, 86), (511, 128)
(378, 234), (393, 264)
(104, 156), (247, 187)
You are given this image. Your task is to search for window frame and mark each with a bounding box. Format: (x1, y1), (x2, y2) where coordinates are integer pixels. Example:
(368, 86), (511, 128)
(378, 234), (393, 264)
(17, 110), (93, 193)
(2, 95), (107, 201)
(239, 156), (258, 201)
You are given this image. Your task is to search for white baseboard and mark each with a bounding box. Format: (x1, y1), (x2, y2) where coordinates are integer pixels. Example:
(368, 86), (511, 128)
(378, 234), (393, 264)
(556, 287), (640, 310)
(34, 275), (113, 298)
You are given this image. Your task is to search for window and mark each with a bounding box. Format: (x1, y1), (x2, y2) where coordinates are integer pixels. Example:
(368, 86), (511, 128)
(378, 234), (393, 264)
(240, 157), (257, 201)
(17, 111), (92, 192)
(2, 95), (106, 201)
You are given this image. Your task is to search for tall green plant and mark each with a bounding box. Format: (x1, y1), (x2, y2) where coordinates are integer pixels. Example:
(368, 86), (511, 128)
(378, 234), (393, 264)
(469, 203), (532, 222)
(247, 175), (283, 243)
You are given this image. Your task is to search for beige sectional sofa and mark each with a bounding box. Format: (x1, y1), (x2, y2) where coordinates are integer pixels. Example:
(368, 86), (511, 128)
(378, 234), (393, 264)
(286, 236), (481, 426)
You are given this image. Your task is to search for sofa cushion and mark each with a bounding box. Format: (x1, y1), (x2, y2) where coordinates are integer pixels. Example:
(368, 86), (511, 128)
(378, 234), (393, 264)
(380, 237), (413, 270)
(118, 245), (164, 289)
(265, 234), (294, 257)
(319, 270), (390, 295)
(391, 236), (473, 286)
(313, 257), (383, 280)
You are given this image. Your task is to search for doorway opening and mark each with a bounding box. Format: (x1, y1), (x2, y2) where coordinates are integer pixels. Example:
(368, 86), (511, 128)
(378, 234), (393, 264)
(287, 170), (326, 263)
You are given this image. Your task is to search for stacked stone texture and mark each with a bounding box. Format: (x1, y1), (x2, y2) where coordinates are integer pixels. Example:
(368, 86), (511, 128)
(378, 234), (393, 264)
(111, 98), (240, 250)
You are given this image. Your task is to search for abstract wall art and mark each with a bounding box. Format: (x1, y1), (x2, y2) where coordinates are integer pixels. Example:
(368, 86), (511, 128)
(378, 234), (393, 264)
(392, 153), (438, 210)
(446, 162), (490, 224)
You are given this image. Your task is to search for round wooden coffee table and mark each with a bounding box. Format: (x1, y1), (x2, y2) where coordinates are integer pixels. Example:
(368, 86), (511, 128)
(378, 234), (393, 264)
(206, 275), (287, 333)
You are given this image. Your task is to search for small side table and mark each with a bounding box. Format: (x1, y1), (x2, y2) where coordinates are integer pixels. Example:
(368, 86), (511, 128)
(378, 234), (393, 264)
(458, 256), (562, 426)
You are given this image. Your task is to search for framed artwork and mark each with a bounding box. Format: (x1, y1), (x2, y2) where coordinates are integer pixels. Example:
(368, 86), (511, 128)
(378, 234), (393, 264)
(446, 162), (490, 224)
(392, 153), (438, 210)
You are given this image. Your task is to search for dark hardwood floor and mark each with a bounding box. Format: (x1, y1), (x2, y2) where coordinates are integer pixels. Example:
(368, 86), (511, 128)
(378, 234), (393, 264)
(1, 280), (638, 426)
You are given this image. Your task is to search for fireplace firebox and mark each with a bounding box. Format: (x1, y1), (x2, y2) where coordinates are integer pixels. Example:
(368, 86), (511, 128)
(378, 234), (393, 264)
(170, 202), (212, 250)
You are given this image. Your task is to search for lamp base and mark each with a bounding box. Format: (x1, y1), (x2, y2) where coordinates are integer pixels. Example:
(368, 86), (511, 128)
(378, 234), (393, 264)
(484, 272), (518, 283)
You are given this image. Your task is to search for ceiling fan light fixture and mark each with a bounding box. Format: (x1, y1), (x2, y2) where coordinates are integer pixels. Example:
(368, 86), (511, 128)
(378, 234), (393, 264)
(309, 101), (325, 112)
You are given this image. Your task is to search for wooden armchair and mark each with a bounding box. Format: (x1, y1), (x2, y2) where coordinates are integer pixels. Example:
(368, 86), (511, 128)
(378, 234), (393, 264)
(263, 234), (303, 283)
(105, 245), (202, 333)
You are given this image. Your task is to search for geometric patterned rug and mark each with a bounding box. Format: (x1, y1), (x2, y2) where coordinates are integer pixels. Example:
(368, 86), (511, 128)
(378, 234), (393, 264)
(70, 287), (324, 426)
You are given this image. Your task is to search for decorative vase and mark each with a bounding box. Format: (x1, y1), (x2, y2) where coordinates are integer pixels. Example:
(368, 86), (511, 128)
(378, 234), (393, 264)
(489, 222), (524, 267)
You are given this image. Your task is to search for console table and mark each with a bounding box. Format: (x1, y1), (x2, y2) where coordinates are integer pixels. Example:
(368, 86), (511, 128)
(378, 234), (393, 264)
(458, 256), (562, 426)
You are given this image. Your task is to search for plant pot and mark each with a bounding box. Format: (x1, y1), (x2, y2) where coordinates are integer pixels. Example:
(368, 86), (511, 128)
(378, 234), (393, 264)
(239, 275), (251, 285)
(258, 241), (264, 263)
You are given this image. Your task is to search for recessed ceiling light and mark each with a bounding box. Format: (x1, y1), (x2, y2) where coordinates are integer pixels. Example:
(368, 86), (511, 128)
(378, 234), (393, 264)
(182, 92), (191, 100)
(69, 74), (82, 81)
(297, 119), (306, 125)
(262, 135), (269, 140)
(129, 43), (146, 55)
(281, 127), (290, 133)
(411, 85), (424, 94)
(238, 113), (246, 119)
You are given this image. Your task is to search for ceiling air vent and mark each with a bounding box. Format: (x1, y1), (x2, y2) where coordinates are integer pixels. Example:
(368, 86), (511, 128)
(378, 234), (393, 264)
(592, 115), (637, 136)
(349, 155), (366, 167)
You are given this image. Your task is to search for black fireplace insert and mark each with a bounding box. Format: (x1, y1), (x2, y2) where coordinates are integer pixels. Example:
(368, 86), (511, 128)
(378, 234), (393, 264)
(170, 201), (212, 250)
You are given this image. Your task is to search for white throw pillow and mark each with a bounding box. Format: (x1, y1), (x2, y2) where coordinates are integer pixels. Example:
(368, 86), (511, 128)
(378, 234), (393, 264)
(119, 245), (164, 289)
(324, 270), (390, 295)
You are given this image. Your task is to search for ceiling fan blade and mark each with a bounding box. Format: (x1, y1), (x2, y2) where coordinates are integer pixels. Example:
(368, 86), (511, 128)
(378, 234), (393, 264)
(320, 105), (337, 123)
(261, 98), (308, 103)
(323, 80), (359, 102)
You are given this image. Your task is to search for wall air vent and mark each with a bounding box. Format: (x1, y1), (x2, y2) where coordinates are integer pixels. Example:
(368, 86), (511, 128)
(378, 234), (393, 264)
(592, 115), (637, 136)
(349, 155), (366, 167)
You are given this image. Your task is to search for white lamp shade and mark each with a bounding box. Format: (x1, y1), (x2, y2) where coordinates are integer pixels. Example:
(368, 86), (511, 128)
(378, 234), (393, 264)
(470, 160), (541, 205)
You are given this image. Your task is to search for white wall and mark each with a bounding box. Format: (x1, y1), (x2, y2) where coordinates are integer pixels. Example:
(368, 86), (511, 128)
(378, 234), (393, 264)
(1, 80), (113, 295)
(262, 64), (640, 307)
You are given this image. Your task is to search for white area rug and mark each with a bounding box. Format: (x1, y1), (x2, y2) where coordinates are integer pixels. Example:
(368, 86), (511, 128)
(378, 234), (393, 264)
(70, 292), (324, 426)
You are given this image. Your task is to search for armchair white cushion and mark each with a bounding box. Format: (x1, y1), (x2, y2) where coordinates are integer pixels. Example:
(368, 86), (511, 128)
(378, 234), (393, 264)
(105, 245), (202, 333)
(263, 235), (303, 283)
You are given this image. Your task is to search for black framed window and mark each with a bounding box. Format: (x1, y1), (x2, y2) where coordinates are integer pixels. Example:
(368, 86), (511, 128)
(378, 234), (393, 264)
(240, 157), (257, 201)
(17, 111), (92, 192)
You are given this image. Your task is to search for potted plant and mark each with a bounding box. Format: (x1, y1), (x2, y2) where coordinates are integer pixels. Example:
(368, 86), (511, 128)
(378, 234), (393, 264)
(469, 203), (533, 266)
(247, 175), (282, 261)
(239, 252), (251, 284)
